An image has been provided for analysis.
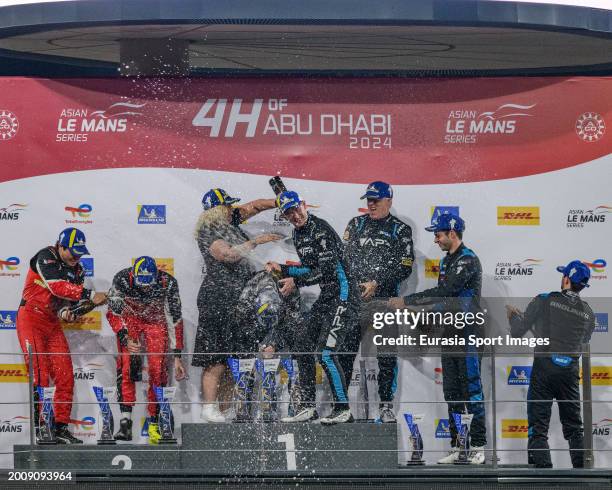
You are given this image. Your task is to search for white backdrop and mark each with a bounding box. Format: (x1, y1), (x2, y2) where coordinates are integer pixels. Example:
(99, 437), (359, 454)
(0, 158), (611, 468)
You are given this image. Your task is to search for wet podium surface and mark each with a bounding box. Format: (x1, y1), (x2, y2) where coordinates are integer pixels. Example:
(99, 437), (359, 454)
(14, 422), (398, 472)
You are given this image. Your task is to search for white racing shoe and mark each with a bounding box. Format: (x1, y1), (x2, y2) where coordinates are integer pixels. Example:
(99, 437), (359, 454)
(200, 403), (227, 423)
(320, 407), (354, 425)
(281, 407), (318, 423)
(468, 446), (486, 465)
(437, 448), (459, 464)
(377, 404), (397, 423)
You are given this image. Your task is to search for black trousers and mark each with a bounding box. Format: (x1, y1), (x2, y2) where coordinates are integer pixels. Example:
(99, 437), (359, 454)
(291, 294), (360, 409)
(527, 357), (584, 468)
(442, 352), (487, 448)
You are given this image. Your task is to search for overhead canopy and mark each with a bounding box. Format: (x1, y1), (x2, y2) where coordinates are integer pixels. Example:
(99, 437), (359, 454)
(0, 0), (610, 75)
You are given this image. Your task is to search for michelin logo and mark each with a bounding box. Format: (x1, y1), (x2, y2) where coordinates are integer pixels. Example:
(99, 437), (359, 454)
(138, 205), (166, 224)
(507, 366), (531, 385)
(0, 311), (16, 330)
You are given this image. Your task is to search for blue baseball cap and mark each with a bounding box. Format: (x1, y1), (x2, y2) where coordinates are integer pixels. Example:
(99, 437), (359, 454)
(277, 191), (302, 214)
(58, 228), (89, 256)
(361, 181), (393, 200)
(132, 256), (158, 285)
(425, 213), (465, 233)
(201, 188), (241, 210)
(556, 260), (590, 288)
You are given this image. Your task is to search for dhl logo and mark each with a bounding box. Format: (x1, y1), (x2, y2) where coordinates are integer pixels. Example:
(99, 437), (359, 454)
(581, 366), (612, 385)
(0, 364), (28, 382)
(131, 257), (174, 276)
(501, 419), (528, 438)
(65, 203), (92, 218)
(425, 259), (440, 279)
(497, 206), (540, 226)
(62, 311), (101, 331)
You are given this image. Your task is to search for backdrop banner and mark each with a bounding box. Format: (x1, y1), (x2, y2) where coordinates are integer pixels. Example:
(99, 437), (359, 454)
(0, 76), (610, 469)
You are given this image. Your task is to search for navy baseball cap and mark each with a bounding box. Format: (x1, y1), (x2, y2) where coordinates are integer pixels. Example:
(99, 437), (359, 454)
(202, 188), (241, 210)
(556, 260), (590, 288)
(132, 256), (158, 285)
(361, 181), (393, 200)
(58, 228), (89, 256)
(425, 213), (465, 233)
(277, 191), (302, 213)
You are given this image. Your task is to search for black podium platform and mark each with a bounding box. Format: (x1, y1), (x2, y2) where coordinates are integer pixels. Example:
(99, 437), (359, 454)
(14, 422), (398, 472)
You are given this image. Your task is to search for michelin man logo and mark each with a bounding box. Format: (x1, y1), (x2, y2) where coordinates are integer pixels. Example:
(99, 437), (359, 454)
(449, 218), (457, 230)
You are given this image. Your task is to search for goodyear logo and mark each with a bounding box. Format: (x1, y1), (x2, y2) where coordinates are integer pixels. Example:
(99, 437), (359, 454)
(131, 257), (174, 276)
(80, 257), (94, 278)
(137, 205), (166, 224)
(425, 259), (440, 279)
(582, 366), (612, 386)
(595, 313), (608, 333)
(507, 366), (531, 385)
(502, 419), (528, 438)
(0, 310), (17, 329)
(62, 311), (101, 331)
(0, 364), (28, 382)
(435, 418), (451, 438)
(497, 206), (540, 226)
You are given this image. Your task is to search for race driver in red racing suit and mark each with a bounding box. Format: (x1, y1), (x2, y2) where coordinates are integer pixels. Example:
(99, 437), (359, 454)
(106, 256), (186, 444)
(16, 228), (107, 444)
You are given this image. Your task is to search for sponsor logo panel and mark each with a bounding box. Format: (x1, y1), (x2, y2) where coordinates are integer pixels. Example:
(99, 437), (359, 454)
(74, 363), (104, 381)
(0, 257), (20, 278)
(137, 205), (166, 224)
(425, 259), (440, 279)
(501, 419), (529, 439)
(592, 418), (612, 437)
(494, 259), (542, 281)
(430, 206), (460, 222)
(0, 110), (19, 141)
(0, 364), (28, 383)
(0, 310), (17, 329)
(444, 103), (535, 145)
(81, 257), (94, 277)
(583, 259), (607, 281)
(595, 313), (608, 333)
(56, 102), (147, 143)
(65, 203), (93, 224)
(567, 206), (611, 228)
(62, 311), (101, 331)
(497, 206), (540, 226)
(435, 418), (451, 438)
(507, 366), (531, 385)
(0, 203), (27, 221)
(0, 416), (28, 433)
(576, 112), (605, 143)
(70, 416), (96, 438)
(585, 367), (612, 386)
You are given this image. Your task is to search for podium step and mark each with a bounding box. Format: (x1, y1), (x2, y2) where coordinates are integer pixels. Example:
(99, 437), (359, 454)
(14, 444), (180, 471)
(181, 422), (398, 472)
(14, 422), (398, 472)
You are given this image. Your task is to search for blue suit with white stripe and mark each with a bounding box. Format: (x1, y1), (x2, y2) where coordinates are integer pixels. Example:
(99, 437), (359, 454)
(404, 243), (486, 448)
(280, 214), (360, 410)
